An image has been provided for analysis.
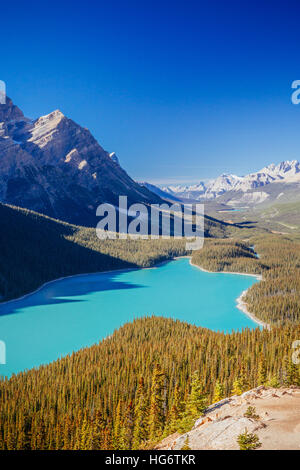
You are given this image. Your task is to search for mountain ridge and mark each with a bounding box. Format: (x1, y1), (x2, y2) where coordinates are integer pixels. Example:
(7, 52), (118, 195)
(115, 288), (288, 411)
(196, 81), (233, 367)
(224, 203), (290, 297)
(157, 160), (300, 204)
(0, 97), (161, 226)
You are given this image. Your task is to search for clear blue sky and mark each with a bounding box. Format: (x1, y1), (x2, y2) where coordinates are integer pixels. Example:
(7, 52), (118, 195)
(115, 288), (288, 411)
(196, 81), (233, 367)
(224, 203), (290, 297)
(1, 0), (300, 184)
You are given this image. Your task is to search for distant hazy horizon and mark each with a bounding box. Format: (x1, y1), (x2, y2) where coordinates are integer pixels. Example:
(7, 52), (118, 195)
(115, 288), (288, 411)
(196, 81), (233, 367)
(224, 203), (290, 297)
(144, 158), (300, 187)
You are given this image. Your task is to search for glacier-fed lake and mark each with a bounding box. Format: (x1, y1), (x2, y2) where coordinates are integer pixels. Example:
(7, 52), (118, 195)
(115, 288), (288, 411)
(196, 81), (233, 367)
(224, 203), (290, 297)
(0, 257), (260, 378)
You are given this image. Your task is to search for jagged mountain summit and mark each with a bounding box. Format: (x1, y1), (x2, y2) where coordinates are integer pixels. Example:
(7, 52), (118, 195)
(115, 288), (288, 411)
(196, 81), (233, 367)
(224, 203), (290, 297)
(0, 97), (160, 226)
(158, 160), (300, 204)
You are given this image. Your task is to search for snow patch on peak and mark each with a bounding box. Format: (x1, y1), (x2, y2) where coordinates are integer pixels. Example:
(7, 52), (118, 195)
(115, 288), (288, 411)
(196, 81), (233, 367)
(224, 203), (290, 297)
(162, 160), (300, 202)
(27, 110), (65, 148)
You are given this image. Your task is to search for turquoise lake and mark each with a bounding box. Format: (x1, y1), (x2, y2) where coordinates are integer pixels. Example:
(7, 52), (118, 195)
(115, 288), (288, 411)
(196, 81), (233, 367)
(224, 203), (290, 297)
(0, 257), (260, 378)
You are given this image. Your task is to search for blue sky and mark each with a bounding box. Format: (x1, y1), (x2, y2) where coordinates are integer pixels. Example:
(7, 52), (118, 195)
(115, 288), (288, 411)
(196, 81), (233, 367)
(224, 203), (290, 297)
(1, 0), (300, 184)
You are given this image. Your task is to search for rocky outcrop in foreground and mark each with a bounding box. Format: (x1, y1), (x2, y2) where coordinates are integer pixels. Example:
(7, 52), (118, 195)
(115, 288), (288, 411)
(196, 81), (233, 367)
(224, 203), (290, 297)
(157, 387), (300, 450)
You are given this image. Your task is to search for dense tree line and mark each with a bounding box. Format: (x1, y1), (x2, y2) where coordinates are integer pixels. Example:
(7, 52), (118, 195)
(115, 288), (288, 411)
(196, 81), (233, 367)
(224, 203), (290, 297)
(0, 203), (229, 302)
(191, 235), (300, 325)
(0, 317), (299, 450)
(245, 236), (300, 325)
(0, 203), (186, 301)
(1, 203), (300, 450)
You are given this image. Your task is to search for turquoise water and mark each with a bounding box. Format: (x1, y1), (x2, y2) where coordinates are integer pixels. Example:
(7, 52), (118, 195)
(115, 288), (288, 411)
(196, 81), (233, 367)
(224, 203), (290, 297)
(0, 258), (259, 378)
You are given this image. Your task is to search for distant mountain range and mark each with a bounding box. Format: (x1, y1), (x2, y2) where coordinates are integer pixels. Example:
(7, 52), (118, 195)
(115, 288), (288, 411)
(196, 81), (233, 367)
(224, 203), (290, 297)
(139, 182), (182, 202)
(2, 96), (300, 223)
(0, 98), (160, 226)
(142, 160), (300, 207)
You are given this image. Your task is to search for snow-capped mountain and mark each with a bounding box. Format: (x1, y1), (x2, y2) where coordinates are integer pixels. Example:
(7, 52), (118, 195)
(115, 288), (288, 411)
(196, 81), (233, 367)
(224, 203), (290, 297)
(0, 97), (161, 226)
(158, 160), (300, 202)
(160, 182), (206, 200)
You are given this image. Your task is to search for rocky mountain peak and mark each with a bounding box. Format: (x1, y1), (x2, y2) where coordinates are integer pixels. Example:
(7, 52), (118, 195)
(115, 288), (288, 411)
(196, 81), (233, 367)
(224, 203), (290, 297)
(0, 96), (161, 225)
(0, 97), (25, 123)
(34, 109), (65, 125)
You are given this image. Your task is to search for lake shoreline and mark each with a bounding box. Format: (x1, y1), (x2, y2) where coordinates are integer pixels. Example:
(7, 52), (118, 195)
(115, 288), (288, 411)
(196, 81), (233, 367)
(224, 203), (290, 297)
(0, 255), (270, 378)
(1, 255), (270, 332)
(189, 259), (270, 330)
(0, 256), (182, 307)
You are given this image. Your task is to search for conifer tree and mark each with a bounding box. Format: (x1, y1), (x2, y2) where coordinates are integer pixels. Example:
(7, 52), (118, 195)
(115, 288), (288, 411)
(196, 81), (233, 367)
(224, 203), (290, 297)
(102, 419), (113, 450)
(231, 378), (243, 396)
(148, 364), (166, 442)
(237, 429), (261, 450)
(267, 375), (280, 388)
(80, 415), (91, 450)
(121, 400), (134, 449)
(166, 383), (184, 434)
(213, 380), (224, 403)
(284, 358), (300, 386)
(62, 415), (73, 450)
(91, 410), (105, 450)
(181, 436), (191, 450)
(5, 427), (16, 451)
(133, 377), (148, 449)
(181, 371), (207, 432)
(239, 364), (249, 392)
(113, 401), (123, 449)
(257, 357), (267, 385)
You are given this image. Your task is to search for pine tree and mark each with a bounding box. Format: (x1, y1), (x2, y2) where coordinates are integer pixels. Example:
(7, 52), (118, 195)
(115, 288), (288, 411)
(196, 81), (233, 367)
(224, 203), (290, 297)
(284, 358), (300, 386)
(181, 371), (207, 432)
(237, 429), (261, 450)
(102, 418), (113, 450)
(16, 429), (27, 450)
(16, 414), (30, 450)
(121, 400), (134, 449)
(257, 357), (267, 385)
(267, 375), (280, 388)
(62, 415), (73, 450)
(232, 378), (243, 396)
(166, 383), (184, 434)
(243, 406), (259, 420)
(133, 377), (148, 449)
(239, 363), (249, 392)
(148, 364), (166, 442)
(213, 380), (224, 403)
(113, 401), (123, 449)
(181, 436), (191, 450)
(80, 415), (91, 450)
(90, 410), (105, 450)
(5, 427), (16, 451)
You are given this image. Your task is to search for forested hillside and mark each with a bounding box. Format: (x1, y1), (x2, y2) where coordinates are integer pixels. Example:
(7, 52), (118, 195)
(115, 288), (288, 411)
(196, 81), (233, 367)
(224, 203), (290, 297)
(0, 316), (299, 450)
(0, 203), (230, 302)
(191, 236), (300, 325)
(1, 203), (300, 451)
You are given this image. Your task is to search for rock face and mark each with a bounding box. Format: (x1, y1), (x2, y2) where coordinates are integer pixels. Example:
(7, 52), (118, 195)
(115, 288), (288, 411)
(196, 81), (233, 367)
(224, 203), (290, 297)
(0, 98), (161, 226)
(156, 386), (300, 450)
